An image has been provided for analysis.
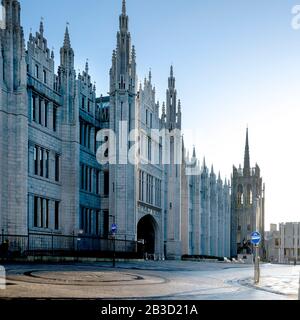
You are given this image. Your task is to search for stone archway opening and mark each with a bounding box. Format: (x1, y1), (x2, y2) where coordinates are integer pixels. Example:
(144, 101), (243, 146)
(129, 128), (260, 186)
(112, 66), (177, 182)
(137, 215), (157, 256)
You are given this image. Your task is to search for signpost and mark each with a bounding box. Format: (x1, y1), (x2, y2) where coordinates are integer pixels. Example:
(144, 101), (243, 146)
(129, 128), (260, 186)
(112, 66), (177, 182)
(111, 224), (117, 268)
(251, 231), (261, 284)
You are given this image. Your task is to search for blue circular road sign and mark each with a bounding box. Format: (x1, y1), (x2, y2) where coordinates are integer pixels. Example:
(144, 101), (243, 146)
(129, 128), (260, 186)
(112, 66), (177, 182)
(251, 231), (261, 245)
(111, 223), (117, 233)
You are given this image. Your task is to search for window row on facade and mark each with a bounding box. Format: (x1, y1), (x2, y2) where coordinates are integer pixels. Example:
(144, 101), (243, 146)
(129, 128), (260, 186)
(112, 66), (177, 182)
(33, 145), (60, 182)
(80, 120), (97, 152)
(80, 207), (109, 236)
(31, 93), (58, 131)
(81, 95), (93, 113)
(33, 196), (60, 230)
(138, 170), (162, 207)
(80, 165), (109, 196)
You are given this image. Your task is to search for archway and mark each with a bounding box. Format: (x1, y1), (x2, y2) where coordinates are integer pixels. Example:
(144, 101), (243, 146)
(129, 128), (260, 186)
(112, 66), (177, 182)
(137, 215), (157, 255)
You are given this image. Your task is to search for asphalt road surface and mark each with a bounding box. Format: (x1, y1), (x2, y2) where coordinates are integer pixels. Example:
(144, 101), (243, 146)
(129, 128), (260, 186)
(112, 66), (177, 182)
(0, 261), (299, 300)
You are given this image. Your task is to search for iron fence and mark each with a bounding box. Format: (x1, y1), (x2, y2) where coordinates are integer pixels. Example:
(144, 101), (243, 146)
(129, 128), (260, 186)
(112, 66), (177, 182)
(0, 231), (139, 259)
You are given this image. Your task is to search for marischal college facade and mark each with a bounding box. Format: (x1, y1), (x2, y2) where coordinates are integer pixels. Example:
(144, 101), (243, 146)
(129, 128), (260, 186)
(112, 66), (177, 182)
(0, 0), (265, 259)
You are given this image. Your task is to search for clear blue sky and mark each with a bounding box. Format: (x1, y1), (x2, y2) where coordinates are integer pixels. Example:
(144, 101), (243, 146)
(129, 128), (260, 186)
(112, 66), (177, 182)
(20, 0), (300, 228)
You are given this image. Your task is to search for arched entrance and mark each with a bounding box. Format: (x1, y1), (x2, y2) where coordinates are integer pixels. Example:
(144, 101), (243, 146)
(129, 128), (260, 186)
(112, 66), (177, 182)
(137, 215), (157, 255)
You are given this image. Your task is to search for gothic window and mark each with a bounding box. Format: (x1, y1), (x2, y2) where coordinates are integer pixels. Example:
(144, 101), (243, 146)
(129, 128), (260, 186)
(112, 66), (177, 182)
(95, 211), (100, 235)
(34, 196), (38, 227)
(80, 164), (84, 189)
(31, 95), (36, 122)
(53, 105), (57, 132)
(45, 150), (49, 179)
(44, 101), (48, 127)
(39, 148), (44, 177)
(34, 146), (38, 175)
(55, 154), (60, 182)
(35, 64), (39, 79)
(139, 171), (142, 201)
(141, 172), (145, 202)
(82, 96), (85, 109)
(237, 184), (243, 206)
(88, 100), (91, 113)
(96, 170), (100, 195)
(247, 185), (253, 205)
(146, 110), (148, 125)
(55, 201), (60, 230)
(38, 98), (42, 125)
(148, 137), (152, 162)
(104, 171), (109, 196)
(43, 70), (47, 84)
(150, 113), (153, 129)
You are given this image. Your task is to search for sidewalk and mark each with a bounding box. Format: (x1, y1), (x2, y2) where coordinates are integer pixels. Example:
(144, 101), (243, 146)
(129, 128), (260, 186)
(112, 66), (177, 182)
(240, 266), (300, 299)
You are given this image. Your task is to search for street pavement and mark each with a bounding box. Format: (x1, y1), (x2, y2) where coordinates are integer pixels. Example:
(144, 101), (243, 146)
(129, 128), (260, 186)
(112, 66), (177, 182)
(0, 260), (299, 300)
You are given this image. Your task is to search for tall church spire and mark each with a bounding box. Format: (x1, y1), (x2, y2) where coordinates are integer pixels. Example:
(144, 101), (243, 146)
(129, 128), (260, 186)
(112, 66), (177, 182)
(63, 25), (71, 48)
(243, 127), (250, 176)
(122, 0), (126, 15)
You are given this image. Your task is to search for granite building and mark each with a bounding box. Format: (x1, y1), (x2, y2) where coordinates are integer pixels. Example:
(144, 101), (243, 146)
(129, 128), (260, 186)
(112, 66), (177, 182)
(0, 0), (264, 259)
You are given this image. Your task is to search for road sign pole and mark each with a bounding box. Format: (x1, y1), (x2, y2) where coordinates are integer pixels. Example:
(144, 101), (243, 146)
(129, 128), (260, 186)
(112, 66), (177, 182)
(112, 234), (116, 268)
(254, 245), (260, 284)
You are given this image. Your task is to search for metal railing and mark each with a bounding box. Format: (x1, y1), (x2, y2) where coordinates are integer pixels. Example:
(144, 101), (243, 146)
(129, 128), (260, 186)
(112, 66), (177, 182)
(0, 231), (139, 259)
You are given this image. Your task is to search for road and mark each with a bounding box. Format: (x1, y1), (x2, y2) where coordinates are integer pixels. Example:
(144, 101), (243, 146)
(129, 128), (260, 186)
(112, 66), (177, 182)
(0, 261), (299, 300)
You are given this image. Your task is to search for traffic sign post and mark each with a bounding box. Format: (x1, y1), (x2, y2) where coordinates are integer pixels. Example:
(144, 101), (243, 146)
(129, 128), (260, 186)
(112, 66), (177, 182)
(111, 224), (117, 268)
(251, 232), (261, 284)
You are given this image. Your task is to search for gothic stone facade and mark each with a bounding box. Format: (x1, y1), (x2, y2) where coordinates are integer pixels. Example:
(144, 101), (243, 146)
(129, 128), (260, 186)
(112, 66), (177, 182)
(0, 0), (264, 259)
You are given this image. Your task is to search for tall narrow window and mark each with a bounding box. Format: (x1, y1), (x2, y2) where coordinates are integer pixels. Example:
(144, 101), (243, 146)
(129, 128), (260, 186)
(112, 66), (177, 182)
(104, 171), (109, 196)
(35, 64), (39, 79)
(80, 164), (84, 189)
(39, 98), (42, 125)
(89, 168), (92, 192)
(34, 196), (38, 227)
(55, 201), (59, 230)
(32, 95), (36, 122)
(34, 146), (38, 175)
(40, 148), (44, 177)
(88, 100), (90, 113)
(150, 113), (153, 129)
(148, 137), (152, 162)
(43, 70), (47, 84)
(40, 198), (44, 228)
(45, 199), (49, 229)
(96, 170), (99, 195)
(82, 96), (85, 109)
(88, 126), (91, 149)
(53, 105), (57, 132)
(103, 211), (109, 238)
(45, 150), (49, 179)
(95, 211), (100, 235)
(55, 154), (60, 182)
(44, 101), (48, 127)
(146, 110), (148, 125)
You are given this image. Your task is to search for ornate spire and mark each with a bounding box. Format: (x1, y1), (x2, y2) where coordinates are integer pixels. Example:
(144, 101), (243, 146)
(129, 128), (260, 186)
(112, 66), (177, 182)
(85, 59), (89, 73)
(170, 65), (174, 78)
(122, 0), (126, 15)
(243, 127), (250, 176)
(63, 24), (71, 48)
(211, 164), (215, 175)
(178, 99), (181, 112)
(39, 17), (44, 35)
(192, 146), (196, 158)
(149, 69), (152, 83)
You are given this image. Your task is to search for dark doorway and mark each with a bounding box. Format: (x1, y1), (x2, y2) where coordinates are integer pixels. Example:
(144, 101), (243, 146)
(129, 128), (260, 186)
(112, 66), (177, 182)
(137, 215), (156, 255)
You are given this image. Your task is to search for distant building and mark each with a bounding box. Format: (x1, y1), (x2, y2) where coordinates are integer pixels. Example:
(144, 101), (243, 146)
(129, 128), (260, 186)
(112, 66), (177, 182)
(278, 222), (300, 264)
(265, 224), (280, 263)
